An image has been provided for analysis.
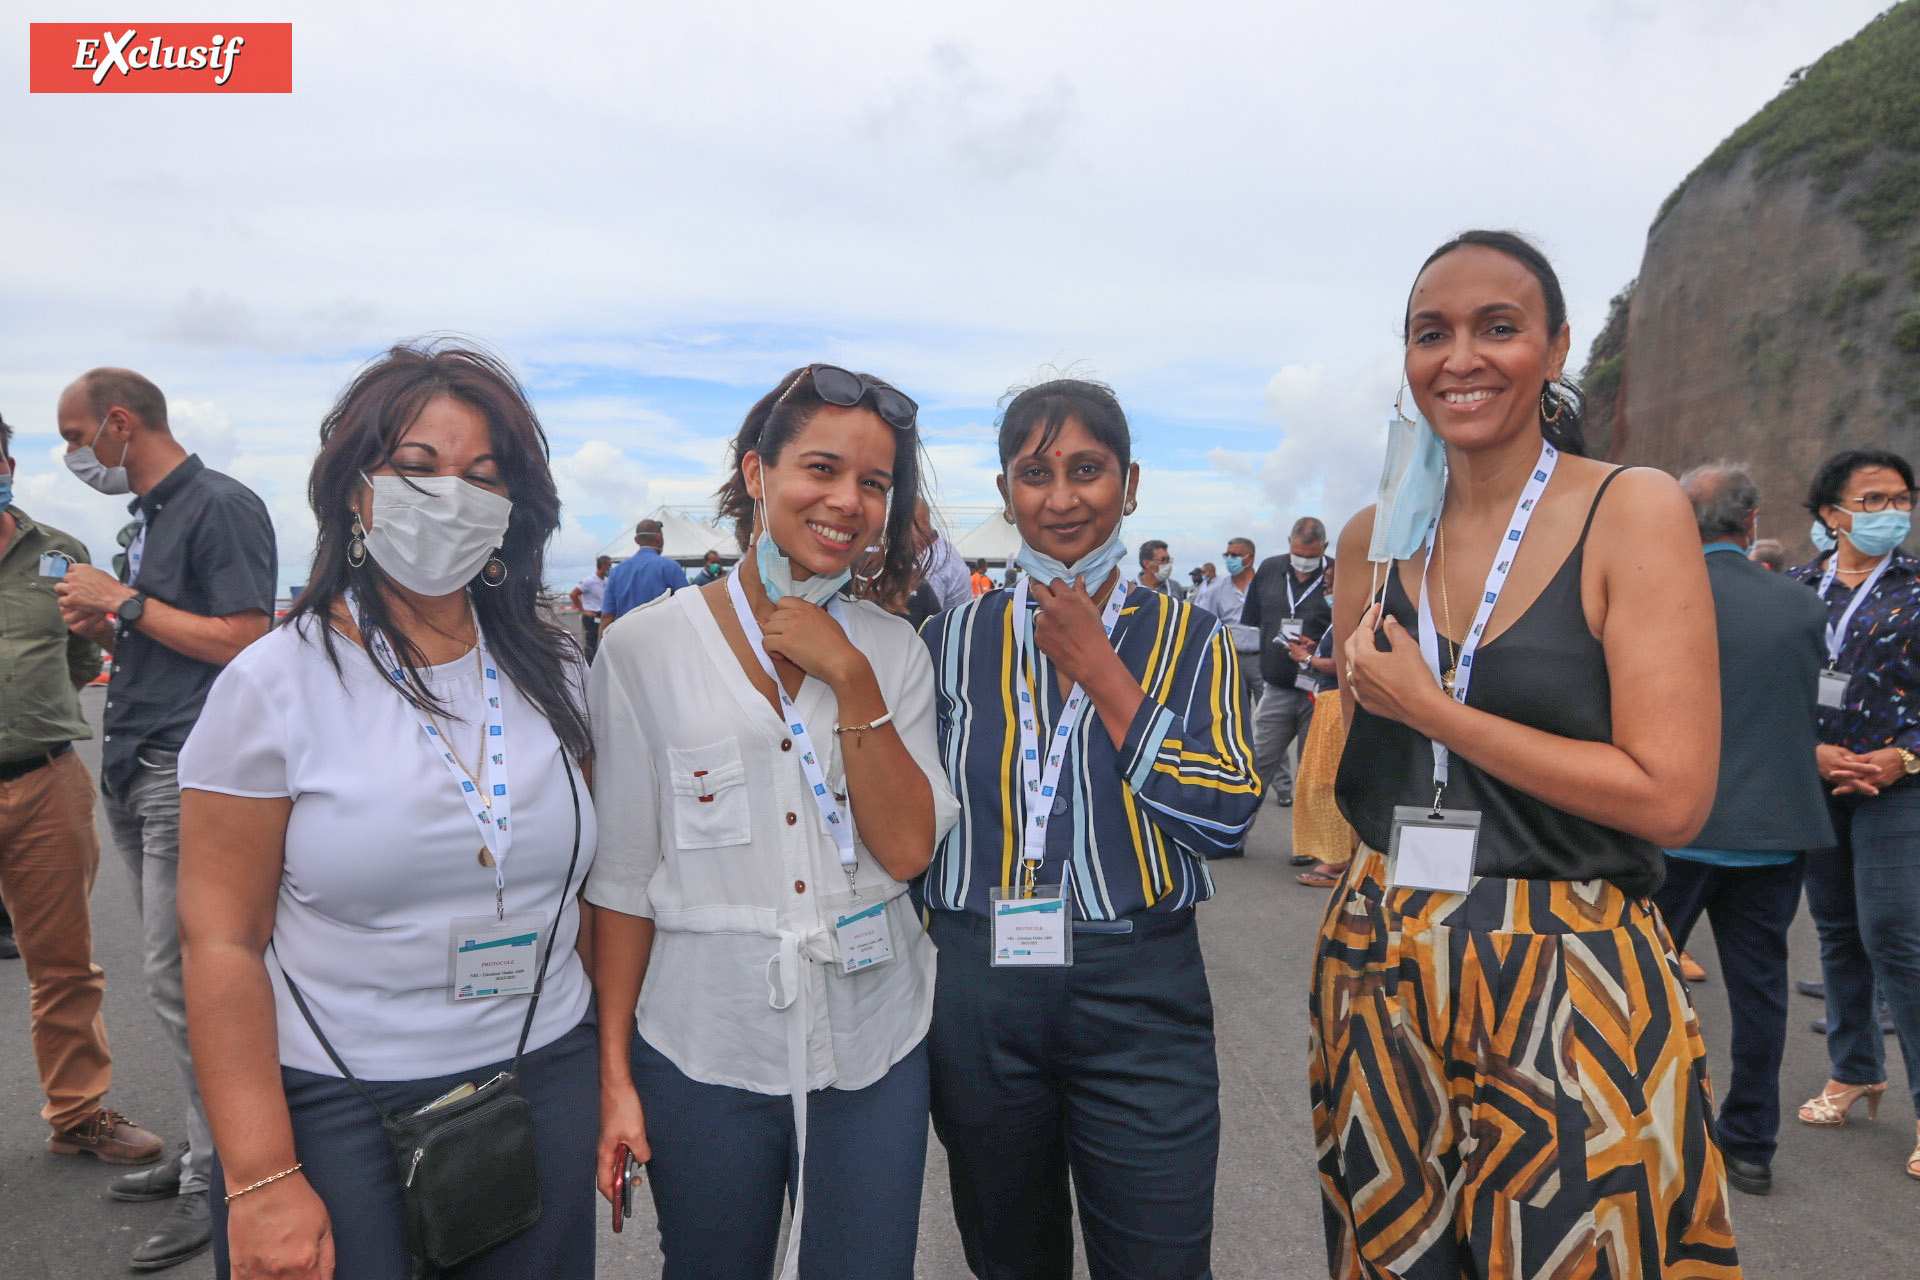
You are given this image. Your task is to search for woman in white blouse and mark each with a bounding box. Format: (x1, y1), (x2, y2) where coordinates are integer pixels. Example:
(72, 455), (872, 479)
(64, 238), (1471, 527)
(590, 364), (958, 1280)
(178, 343), (598, 1280)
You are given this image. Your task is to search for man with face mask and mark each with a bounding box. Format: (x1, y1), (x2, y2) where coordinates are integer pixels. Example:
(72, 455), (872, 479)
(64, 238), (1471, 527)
(0, 410), (168, 1181)
(53, 368), (276, 1272)
(1240, 516), (1332, 823)
(1194, 537), (1262, 857)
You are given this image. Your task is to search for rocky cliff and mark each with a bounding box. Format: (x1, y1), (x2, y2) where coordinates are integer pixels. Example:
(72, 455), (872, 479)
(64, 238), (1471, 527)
(1586, 1), (1920, 554)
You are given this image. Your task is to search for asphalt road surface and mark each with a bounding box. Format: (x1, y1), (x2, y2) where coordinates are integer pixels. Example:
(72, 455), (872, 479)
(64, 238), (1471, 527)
(0, 687), (1912, 1278)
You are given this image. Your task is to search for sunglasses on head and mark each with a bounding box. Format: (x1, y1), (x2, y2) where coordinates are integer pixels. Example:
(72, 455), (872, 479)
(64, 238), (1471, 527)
(778, 363), (918, 432)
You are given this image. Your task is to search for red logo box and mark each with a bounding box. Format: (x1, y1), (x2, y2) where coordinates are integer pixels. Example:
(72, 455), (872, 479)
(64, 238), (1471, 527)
(30, 23), (291, 92)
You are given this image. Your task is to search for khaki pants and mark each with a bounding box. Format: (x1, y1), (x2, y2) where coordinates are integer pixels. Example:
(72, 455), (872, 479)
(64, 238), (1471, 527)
(0, 747), (111, 1132)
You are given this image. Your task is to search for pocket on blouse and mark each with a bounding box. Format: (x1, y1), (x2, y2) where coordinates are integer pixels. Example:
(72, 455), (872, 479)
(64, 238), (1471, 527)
(667, 740), (752, 850)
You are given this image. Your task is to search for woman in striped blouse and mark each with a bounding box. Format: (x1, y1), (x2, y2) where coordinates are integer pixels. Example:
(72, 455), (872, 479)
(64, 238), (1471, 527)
(918, 378), (1262, 1280)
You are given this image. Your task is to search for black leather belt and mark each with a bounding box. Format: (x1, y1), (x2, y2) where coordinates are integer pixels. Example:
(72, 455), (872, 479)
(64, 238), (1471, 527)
(0, 742), (73, 782)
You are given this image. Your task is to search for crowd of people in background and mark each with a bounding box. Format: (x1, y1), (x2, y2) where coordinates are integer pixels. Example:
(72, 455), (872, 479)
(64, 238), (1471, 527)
(4, 228), (1920, 1280)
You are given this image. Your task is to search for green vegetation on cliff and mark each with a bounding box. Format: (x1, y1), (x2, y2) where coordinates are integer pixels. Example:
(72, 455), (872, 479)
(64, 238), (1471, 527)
(1657, 1), (1920, 239)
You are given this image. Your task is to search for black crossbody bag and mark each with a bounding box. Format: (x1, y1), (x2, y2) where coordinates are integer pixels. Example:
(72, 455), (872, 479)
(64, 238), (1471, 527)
(279, 757), (583, 1278)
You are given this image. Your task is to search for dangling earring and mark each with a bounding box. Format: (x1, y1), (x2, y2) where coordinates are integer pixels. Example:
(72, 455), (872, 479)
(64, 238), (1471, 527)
(480, 557), (508, 588)
(1539, 387), (1563, 424)
(347, 513), (367, 567)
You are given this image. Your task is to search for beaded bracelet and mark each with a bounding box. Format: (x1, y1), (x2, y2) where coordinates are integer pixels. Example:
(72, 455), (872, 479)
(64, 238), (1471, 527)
(224, 1162), (303, 1204)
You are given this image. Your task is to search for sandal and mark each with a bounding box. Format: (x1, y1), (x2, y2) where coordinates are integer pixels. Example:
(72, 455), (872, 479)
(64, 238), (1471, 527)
(1798, 1080), (1886, 1127)
(1297, 864), (1344, 888)
(1909, 1124), (1920, 1182)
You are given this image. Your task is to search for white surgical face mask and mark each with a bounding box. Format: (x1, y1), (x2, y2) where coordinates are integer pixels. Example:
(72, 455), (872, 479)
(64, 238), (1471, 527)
(1290, 553), (1323, 573)
(362, 473), (513, 597)
(65, 415), (132, 495)
(1015, 523), (1129, 589)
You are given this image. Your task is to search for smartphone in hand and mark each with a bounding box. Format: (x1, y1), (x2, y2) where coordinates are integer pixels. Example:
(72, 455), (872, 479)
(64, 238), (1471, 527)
(611, 1143), (644, 1233)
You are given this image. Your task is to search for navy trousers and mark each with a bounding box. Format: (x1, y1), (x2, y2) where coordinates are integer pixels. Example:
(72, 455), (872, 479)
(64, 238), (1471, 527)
(1652, 854), (1804, 1166)
(926, 909), (1219, 1280)
(630, 1032), (929, 1280)
(210, 1020), (598, 1280)
(1803, 790), (1920, 1115)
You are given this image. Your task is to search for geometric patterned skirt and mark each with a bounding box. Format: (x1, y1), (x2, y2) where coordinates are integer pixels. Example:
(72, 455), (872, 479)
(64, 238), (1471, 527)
(1309, 846), (1742, 1279)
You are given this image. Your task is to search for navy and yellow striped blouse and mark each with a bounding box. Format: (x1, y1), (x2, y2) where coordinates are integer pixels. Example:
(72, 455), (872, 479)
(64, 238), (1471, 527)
(919, 584), (1262, 921)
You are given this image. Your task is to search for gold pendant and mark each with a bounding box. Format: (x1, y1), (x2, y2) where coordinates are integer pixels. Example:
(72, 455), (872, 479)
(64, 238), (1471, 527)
(477, 847), (495, 868)
(1441, 670), (1457, 695)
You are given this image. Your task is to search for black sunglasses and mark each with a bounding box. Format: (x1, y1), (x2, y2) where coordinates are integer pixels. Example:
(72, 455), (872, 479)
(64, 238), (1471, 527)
(779, 363), (918, 431)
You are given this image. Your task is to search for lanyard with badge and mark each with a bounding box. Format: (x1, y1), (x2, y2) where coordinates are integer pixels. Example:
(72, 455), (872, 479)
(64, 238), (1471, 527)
(1387, 440), (1559, 894)
(348, 590), (540, 1003)
(1815, 553), (1892, 711)
(1282, 568), (1324, 691)
(725, 569), (894, 975)
(992, 573), (1131, 967)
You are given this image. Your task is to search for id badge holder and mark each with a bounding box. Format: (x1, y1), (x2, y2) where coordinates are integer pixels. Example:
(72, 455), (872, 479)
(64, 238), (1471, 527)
(824, 887), (896, 975)
(1294, 672), (1319, 693)
(37, 552), (73, 579)
(1278, 617), (1305, 645)
(447, 911), (547, 1002)
(1386, 805), (1482, 894)
(990, 883), (1072, 967)
(1818, 668), (1850, 710)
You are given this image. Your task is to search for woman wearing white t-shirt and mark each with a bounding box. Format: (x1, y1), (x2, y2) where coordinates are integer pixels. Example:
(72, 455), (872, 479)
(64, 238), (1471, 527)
(178, 343), (598, 1280)
(590, 365), (958, 1280)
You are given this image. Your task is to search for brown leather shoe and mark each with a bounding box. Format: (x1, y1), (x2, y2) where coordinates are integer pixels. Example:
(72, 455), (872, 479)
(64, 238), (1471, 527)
(47, 1108), (164, 1165)
(1679, 950), (1709, 984)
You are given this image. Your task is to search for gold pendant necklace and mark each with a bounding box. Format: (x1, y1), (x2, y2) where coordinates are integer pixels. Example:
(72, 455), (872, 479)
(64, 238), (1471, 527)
(1436, 518), (1459, 693)
(423, 646), (495, 870)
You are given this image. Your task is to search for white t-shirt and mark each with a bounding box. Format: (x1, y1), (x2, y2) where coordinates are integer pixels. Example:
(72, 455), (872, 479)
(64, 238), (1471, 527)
(178, 616), (597, 1081)
(576, 573), (607, 614)
(584, 586), (959, 1096)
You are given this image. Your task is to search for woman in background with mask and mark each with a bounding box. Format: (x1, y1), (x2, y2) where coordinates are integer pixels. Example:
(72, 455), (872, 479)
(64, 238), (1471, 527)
(918, 379), (1260, 1280)
(1326, 232), (1735, 1278)
(1790, 448), (1920, 1182)
(177, 342), (598, 1279)
(590, 365), (957, 1279)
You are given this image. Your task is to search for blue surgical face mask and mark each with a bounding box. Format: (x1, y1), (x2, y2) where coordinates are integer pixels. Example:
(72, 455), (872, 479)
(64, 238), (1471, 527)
(0, 463), (12, 514)
(1841, 509), (1911, 558)
(1015, 523), (1129, 589)
(1367, 407), (1447, 563)
(1810, 520), (1838, 554)
(1222, 554), (1245, 576)
(754, 502), (852, 605)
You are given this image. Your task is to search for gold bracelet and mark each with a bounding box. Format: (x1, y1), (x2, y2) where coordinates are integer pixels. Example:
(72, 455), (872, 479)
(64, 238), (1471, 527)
(832, 709), (894, 746)
(224, 1162), (303, 1204)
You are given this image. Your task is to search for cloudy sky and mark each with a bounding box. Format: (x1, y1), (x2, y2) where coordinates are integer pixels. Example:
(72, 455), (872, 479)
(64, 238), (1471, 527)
(0, 0), (1890, 593)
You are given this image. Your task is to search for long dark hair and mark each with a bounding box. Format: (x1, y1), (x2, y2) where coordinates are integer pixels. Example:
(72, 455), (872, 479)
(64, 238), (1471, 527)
(285, 339), (591, 758)
(1405, 229), (1587, 457)
(715, 366), (925, 611)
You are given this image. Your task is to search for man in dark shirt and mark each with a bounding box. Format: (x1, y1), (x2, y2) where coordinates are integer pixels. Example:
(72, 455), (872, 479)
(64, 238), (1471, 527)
(1655, 464), (1834, 1198)
(54, 368), (276, 1271)
(1240, 516), (1332, 813)
(0, 412), (167, 1176)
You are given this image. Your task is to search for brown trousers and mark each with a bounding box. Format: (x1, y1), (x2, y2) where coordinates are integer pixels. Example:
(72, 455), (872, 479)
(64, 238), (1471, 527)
(0, 748), (111, 1131)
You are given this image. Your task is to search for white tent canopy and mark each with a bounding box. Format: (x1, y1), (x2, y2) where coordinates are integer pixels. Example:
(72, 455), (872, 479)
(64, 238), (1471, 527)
(598, 507), (739, 565)
(952, 512), (1021, 566)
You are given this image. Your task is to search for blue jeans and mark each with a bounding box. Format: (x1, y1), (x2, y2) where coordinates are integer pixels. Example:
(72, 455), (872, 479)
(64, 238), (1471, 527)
(1653, 854), (1804, 1165)
(1802, 790), (1920, 1116)
(631, 1033), (929, 1280)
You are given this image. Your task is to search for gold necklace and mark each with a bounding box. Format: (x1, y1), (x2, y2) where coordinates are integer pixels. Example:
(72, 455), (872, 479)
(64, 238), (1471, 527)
(424, 646), (496, 868)
(1434, 519), (1458, 694)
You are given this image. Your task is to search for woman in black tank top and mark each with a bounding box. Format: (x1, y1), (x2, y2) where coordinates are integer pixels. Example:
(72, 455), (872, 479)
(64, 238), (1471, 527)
(1309, 231), (1741, 1280)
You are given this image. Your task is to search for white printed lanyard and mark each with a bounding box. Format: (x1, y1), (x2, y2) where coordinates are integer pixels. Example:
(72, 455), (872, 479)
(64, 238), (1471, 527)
(725, 570), (858, 880)
(1010, 574), (1130, 877)
(1285, 569), (1324, 615)
(1415, 440), (1558, 804)
(1817, 553), (1892, 668)
(348, 591), (512, 914)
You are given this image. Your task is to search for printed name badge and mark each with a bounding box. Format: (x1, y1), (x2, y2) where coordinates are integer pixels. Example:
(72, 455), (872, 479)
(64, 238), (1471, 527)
(1278, 617), (1305, 643)
(1386, 806), (1482, 894)
(1295, 672), (1319, 693)
(832, 899), (896, 975)
(1818, 669), (1850, 710)
(37, 553), (73, 579)
(990, 884), (1072, 967)
(447, 911), (546, 1002)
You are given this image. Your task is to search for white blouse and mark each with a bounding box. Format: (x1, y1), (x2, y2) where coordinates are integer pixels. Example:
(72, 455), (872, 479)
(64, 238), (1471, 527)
(178, 617), (596, 1081)
(583, 585), (959, 1097)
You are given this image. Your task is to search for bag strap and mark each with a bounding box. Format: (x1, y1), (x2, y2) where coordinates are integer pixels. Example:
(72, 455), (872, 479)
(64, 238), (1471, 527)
(276, 752), (587, 1117)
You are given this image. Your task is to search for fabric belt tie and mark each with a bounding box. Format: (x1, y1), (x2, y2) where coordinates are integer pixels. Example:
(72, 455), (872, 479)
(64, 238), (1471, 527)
(763, 926), (835, 1280)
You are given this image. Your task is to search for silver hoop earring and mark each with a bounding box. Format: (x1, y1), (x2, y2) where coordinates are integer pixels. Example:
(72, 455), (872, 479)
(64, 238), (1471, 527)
(480, 557), (508, 588)
(347, 514), (367, 568)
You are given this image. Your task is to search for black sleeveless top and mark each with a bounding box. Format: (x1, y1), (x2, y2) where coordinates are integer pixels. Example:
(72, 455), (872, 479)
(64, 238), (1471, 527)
(1335, 470), (1664, 897)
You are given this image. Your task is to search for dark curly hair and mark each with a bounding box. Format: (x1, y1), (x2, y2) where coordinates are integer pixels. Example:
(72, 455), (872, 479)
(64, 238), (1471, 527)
(715, 366), (925, 611)
(1806, 448), (1916, 531)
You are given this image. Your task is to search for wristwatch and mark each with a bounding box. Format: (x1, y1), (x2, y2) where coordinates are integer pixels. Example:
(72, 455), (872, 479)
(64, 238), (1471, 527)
(117, 591), (148, 627)
(1896, 747), (1920, 776)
